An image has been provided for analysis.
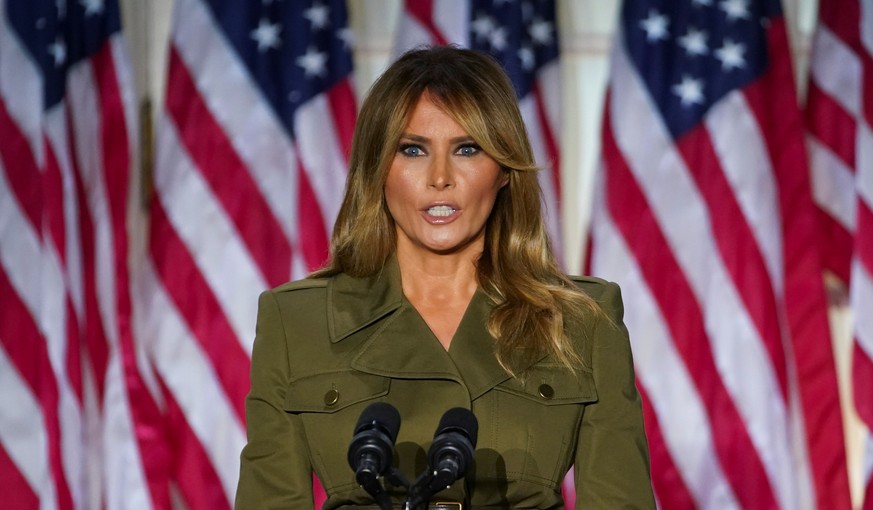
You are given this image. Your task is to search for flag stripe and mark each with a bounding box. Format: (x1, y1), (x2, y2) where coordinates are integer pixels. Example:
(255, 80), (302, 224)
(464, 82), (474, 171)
(602, 109), (779, 509)
(149, 199), (251, 423)
(806, 83), (858, 168)
(165, 47), (292, 287)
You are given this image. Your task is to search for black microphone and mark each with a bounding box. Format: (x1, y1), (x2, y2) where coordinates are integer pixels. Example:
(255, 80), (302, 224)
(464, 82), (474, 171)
(348, 402), (401, 510)
(405, 408), (478, 510)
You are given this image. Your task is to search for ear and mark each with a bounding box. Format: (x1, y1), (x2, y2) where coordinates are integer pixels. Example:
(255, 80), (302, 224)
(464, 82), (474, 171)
(499, 169), (510, 188)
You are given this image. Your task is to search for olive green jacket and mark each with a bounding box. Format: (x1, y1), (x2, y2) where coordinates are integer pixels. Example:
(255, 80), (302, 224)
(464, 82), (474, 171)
(235, 260), (655, 509)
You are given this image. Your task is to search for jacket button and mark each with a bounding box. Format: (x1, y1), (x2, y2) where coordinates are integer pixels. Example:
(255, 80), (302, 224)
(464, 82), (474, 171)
(538, 384), (554, 400)
(324, 389), (339, 406)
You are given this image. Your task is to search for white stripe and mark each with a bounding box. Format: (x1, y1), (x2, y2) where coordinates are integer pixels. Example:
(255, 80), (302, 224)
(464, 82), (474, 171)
(518, 96), (562, 257)
(705, 91), (784, 294)
(538, 62), (561, 137)
(810, 26), (861, 117)
(852, 261), (873, 359)
(0, 11), (44, 165)
(862, 0), (873, 60)
(154, 115), (264, 354)
(295, 94), (349, 230)
(392, 11), (437, 59)
(433, 0), (470, 45)
(140, 261), (247, 503)
(0, 159), (45, 323)
(808, 136), (858, 231)
(172, 0), (300, 245)
(590, 182), (740, 510)
(0, 344), (56, 509)
(609, 39), (797, 508)
(857, 121), (873, 210)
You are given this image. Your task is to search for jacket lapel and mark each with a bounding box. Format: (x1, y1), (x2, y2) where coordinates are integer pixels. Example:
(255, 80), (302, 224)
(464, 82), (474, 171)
(327, 257), (542, 398)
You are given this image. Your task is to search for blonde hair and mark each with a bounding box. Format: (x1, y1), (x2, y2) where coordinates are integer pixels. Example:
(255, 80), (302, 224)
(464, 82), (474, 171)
(313, 46), (600, 374)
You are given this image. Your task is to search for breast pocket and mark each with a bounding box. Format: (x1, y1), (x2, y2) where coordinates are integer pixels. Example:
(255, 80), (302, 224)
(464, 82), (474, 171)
(473, 365), (597, 488)
(283, 370), (390, 492)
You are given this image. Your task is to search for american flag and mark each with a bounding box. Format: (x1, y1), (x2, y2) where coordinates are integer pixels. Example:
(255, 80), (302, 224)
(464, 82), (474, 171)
(394, 0), (564, 264)
(806, 0), (873, 507)
(0, 0), (168, 508)
(141, 0), (355, 507)
(589, 0), (852, 509)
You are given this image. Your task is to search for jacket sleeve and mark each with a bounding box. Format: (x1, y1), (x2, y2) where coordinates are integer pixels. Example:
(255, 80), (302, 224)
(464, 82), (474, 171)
(236, 290), (315, 509)
(574, 281), (656, 509)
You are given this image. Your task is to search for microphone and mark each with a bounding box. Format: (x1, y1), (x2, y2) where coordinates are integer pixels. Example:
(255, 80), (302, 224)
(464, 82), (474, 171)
(348, 402), (401, 510)
(405, 408), (478, 510)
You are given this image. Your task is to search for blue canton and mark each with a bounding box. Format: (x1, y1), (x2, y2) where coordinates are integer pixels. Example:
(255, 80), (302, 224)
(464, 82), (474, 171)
(622, 0), (782, 139)
(7, 0), (122, 108)
(468, 0), (558, 99)
(204, 0), (353, 140)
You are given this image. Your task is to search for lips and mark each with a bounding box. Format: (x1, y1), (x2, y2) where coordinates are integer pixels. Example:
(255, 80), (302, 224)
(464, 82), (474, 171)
(422, 202), (460, 223)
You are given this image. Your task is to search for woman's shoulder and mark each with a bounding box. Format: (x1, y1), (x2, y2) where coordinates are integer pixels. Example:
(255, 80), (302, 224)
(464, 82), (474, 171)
(271, 276), (329, 294)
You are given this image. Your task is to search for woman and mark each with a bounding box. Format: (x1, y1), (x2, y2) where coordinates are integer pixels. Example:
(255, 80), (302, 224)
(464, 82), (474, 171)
(236, 46), (655, 509)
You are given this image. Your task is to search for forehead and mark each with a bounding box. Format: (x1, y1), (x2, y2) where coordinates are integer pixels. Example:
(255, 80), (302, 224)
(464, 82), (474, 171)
(402, 92), (470, 138)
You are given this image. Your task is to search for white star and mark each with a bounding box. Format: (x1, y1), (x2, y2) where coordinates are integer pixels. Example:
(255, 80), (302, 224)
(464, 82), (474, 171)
(471, 14), (494, 42)
(337, 27), (354, 49)
(304, 3), (330, 30)
(715, 39), (746, 70)
(693, 0), (713, 6)
(518, 46), (535, 70)
(489, 26), (508, 51)
(56, 0), (67, 18)
(297, 46), (327, 77)
(48, 36), (66, 67)
(80, 0), (104, 16)
(678, 27), (708, 56)
(528, 18), (554, 46)
(639, 10), (669, 42)
(720, 0), (750, 21)
(251, 18), (281, 52)
(672, 75), (705, 106)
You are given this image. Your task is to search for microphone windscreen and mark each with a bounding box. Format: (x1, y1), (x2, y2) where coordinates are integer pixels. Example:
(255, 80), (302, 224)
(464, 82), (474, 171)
(434, 407), (478, 448)
(354, 402), (401, 442)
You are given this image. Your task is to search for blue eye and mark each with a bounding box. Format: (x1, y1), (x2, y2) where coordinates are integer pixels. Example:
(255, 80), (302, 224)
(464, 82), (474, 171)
(457, 144), (480, 156)
(399, 144), (424, 157)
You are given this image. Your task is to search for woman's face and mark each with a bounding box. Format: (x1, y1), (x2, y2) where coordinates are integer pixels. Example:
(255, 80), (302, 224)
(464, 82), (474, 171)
(385, 93), (507, 257)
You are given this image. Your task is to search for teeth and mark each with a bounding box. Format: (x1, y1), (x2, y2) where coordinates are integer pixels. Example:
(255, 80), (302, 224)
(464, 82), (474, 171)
(427, 206), (455, 217)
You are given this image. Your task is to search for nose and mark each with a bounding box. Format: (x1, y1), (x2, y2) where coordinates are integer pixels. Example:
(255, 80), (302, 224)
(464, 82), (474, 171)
(428, 154), (454, 190)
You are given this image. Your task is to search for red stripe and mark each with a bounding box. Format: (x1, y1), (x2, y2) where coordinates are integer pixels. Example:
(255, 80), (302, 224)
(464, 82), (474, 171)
(854, 342), (873, 428)
(746, 19), (852, 510)
(405, 0), (449, 45)
(857, 202), (873, 284)
(818, 0), (860, 50)
(149, 199), (251, 422)
(675, 127), (788, 399)
(0, 269), (74, 510)
(532, 82), (561, 197)
(296, 153), (331, 271)
(0, 442), (39, 509)
(91, 42), (172, 508)
(805, 82), (857, 170)
(818, 208), (854, 283)
(602, 104), (779, 510)
(326, 79), (356, 161)
(864, 477), (873, 510)
(637, 383), (697, 510)
(0, 97), (42, 230)
(43, 137), (67, 264)
(165, 46), (292, 287)
(70, 149), (109, 402)
(160, 383), (231, 510)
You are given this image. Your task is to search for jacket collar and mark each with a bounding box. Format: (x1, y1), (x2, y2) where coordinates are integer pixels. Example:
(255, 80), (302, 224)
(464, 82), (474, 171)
(326, 257), (542, 399)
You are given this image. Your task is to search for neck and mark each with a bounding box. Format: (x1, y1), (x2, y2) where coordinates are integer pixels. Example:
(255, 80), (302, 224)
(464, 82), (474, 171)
(395, 241), (481, 305)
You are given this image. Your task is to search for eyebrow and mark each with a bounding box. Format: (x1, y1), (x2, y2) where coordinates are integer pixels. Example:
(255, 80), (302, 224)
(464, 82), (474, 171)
(399, 133), (476, 145)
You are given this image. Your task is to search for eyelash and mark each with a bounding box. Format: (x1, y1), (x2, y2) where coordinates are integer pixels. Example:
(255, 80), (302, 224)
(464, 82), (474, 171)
(397, 143), (481, 157)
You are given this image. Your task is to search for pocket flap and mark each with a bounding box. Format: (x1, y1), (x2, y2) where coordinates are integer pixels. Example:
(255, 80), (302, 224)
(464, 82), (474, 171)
(283, 370), (389, 413)
(495, 364), (597, 405)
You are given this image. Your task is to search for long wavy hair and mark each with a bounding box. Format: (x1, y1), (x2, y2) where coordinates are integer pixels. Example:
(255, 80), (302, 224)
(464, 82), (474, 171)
(312, 46), (601, 374)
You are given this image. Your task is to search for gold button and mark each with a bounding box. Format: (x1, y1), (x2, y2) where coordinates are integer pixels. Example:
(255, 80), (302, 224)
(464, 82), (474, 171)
(324, 389), (339, 406)
(538, 384), (554, 400)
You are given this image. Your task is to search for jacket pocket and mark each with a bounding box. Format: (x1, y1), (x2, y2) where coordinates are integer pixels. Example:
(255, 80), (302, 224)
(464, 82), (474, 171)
(474, 365), (597, 489)
(283, 370), (390, 413)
